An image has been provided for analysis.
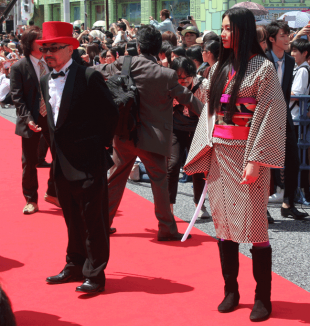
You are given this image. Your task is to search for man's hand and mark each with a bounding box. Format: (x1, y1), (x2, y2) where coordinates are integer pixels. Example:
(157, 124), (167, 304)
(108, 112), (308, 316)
(81, 54), (90, 63)
(28, 121), (42, 132)
(240, 162), (260, 185)
(149, 16), (154, 21)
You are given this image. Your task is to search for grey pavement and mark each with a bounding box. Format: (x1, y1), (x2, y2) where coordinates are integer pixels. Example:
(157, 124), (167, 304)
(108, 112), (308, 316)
(2, 107), (310, 293)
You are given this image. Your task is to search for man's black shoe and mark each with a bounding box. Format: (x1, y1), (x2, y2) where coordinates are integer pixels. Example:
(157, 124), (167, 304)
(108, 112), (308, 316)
(281, 206), (308, 220)
(37, 160), (52, 168)
(76, 279), (105, 293)
(109, 227), (117, 234)
(157, 232), (192, 241)
(46, 270), (84, 284)
(267, 210), (274, 224)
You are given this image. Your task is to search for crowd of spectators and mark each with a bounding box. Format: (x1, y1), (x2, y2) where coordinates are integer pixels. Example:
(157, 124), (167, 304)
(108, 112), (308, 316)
(1, 11), (310, 220)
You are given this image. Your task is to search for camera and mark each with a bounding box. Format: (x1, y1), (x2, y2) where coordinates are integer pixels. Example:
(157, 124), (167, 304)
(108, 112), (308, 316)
(187, 15), (192, 20)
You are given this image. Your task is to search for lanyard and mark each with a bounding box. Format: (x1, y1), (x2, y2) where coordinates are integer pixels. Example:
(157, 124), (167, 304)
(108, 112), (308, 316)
(223, 54), (257, 93)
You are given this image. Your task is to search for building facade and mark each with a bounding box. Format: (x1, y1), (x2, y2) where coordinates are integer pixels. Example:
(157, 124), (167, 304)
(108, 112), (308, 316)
(33, 0), (310, 34)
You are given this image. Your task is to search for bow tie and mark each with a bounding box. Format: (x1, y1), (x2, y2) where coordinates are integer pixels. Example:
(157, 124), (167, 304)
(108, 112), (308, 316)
(51, 71), (66, 79)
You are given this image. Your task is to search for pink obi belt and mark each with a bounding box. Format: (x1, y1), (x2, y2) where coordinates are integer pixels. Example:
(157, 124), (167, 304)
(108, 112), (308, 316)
(213, 96), (257, 140)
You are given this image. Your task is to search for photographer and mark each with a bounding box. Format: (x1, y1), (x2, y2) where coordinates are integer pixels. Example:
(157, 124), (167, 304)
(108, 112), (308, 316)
(149, 9), (176, 34)
(112, 21), (128, 45)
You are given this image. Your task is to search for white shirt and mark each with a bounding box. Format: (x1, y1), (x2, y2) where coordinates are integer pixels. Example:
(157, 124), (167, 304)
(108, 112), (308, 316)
(0, 75), (10, 102)
(114, 31), (128, 44)
(29, 54), (49, 82)
(150, 18), (176, 34)
(290, 61), (310, 125)
(49, 58), (72, 125)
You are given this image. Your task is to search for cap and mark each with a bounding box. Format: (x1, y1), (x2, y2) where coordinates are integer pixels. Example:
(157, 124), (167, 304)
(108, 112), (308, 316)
(181, 25), (200, 37)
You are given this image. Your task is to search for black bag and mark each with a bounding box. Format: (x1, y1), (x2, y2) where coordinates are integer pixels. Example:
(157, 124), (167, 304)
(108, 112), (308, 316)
(106, 56), (140, 145)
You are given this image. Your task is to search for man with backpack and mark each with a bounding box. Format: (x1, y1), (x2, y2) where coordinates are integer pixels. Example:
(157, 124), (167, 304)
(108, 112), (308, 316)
(103, 25), (204, 241)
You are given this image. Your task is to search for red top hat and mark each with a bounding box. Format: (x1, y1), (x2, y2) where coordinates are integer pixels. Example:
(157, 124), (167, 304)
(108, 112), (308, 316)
(36, 21), (80, 49)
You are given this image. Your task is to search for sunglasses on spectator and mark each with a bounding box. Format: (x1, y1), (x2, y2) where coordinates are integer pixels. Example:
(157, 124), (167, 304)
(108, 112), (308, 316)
(39, 45), (69, 53)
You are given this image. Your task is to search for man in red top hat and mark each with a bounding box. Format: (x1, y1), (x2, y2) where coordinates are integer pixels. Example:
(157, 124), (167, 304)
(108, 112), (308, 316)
(38, 21), (119, 294)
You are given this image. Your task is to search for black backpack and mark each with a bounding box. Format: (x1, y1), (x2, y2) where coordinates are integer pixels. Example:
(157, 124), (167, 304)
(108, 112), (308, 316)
(106, 56), (140, 145)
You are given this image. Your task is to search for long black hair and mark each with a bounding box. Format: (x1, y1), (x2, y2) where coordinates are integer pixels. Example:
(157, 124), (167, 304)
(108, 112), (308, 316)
(209, 8), (266, 115)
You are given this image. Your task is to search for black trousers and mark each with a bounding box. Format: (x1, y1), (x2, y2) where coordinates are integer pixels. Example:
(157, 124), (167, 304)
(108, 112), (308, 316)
(283, 129), (300, 207)
(21, 114), (56, 204)
(167, 129), (205, 204)
(38, 133), (49, 163)
(108, 137), (178, 238)
(55, 170), (110, 283)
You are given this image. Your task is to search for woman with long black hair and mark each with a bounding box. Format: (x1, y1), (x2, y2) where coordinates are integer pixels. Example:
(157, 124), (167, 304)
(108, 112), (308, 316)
(184, 8), (287, 322)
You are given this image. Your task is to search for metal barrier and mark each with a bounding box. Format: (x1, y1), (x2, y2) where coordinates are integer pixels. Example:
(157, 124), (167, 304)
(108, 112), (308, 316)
(291, 95), (310, 203)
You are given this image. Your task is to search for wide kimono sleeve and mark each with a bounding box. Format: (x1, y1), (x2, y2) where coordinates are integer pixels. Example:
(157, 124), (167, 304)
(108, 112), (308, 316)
(243, 60), (287, 169)
(183, 64), (218, 175)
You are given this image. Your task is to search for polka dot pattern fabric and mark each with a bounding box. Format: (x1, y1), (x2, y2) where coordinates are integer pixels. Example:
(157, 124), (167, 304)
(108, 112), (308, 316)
(208, 143), (270, 243)
(184, 55), (287, 243)
(184, 55), (287, 175)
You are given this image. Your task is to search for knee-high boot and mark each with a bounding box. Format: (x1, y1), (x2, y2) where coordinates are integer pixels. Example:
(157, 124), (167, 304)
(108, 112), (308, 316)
(217, 240), (240, 313)
(250, 246), (272, 322)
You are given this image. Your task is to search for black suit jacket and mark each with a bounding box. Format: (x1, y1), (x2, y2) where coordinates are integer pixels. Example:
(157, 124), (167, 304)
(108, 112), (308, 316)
(40, 61), (119, 181)
(266, 51), (295, 134)
(10, 56), (44, 138)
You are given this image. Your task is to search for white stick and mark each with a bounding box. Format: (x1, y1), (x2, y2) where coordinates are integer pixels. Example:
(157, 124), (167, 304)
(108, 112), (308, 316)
(181, 180), (208, 242)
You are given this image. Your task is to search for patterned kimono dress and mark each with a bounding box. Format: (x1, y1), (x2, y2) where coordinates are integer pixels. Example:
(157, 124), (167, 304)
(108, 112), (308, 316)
(184, 55), (287, 243)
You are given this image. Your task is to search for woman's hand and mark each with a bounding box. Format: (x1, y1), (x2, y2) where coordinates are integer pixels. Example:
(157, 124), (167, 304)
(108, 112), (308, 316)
(240, 162), (260, 185)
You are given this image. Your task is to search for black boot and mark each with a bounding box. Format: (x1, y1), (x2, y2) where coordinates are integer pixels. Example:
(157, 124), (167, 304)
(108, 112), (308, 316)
(217, 240), (240, 313)
(250, 246), (272, 322)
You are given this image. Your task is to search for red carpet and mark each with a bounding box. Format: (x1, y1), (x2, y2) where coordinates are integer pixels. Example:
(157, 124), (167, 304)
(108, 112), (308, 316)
(0, 116), (310, 326)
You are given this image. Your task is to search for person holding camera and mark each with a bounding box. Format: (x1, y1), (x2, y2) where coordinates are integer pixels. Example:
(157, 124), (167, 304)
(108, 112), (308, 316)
(150, 9), (176, 35)
(112, 21), (128, 45)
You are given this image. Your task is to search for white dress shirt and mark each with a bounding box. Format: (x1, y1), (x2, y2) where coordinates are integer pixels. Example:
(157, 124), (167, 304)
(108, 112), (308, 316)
(0, 76), (10, 102)
(29, 55), (49, 82)
(114, 31), (128, 44)
(290, 61), (310, 125)
(150, 18), (176, 34)
(48, 58), (73, 125)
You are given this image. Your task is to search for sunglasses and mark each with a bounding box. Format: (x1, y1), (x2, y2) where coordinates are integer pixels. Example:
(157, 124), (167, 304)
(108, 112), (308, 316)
(39, 44), (69, 53)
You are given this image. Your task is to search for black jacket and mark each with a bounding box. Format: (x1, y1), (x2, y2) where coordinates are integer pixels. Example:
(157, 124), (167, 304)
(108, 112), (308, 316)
(40, 61), (119, 181)
(266, 51), (295, 134)
(10, 56), (43, 138)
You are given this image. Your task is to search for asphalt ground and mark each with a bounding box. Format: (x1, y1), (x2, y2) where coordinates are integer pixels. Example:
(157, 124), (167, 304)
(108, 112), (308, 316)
(2, 106), (309, 293)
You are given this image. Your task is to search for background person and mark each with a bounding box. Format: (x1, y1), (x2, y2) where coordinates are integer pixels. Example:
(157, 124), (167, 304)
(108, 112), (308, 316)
(149, 9), (176, 35)
(266, 21), (308, 220)
(290, 38), (310, 202)
(202, 40), (220, 79)
(181, 25), (199, 48)
(10, 26), (59, 214)
(256, 25), (268, 53)
(168, 56), (210, 218)
(102, 25), (204, 241)
(171, 46), (186, 61)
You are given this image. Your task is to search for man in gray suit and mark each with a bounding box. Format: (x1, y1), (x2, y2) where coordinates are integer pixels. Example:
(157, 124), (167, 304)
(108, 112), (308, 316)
(98, 25), (203, 241)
